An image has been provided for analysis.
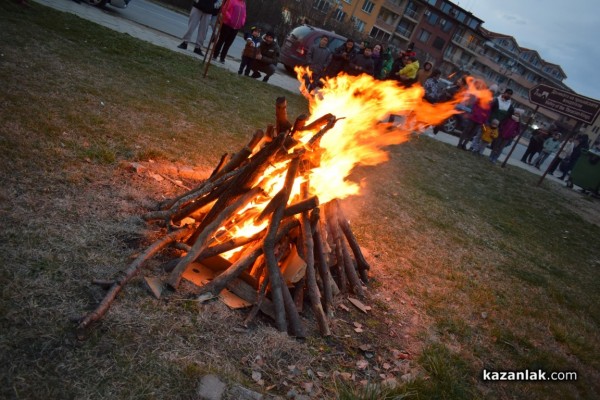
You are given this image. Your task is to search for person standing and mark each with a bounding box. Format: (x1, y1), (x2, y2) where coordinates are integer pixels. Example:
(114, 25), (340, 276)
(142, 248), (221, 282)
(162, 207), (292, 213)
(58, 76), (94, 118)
(423, 69), (442, 103)
(250, 31), (280, 82)
(548, 136), (574, 175)
(213, 0), (246, 64)
(456, 94), (490, 154)
(305, 35), (332, 91)
(521, 129), (547, 164)
(533, 132), (562, 169)
(489, 110), (523, 164)
(559, 134), (590, 180)
(325, 38), (354, 77)
(395, 56), (420, 86)
(238, 26), (261, 76)
(344, 45), (374, 76)
(471, 119), (499, 155)
(178, 0), (219, 56)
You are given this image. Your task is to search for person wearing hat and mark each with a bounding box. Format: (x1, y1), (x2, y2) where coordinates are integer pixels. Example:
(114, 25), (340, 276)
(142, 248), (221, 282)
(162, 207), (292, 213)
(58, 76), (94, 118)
(238, 26), (261, 76)
(250, 31), (280, 83)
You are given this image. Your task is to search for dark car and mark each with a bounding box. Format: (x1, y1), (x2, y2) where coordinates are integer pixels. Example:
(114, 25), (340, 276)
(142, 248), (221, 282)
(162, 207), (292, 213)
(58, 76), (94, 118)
(280, 25), (347, 73)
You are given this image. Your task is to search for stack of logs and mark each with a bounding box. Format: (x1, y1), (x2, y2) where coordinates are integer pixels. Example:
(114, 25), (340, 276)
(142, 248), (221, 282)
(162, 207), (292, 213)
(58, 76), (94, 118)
(76, 98), (371, 338)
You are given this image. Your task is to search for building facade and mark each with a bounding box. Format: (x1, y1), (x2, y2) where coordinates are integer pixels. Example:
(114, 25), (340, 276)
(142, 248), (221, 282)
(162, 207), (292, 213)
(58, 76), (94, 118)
(296, 0), (593, 135)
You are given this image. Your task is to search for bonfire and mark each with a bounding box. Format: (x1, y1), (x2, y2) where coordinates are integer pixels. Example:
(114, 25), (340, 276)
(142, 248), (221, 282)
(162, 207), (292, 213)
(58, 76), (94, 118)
(75, 69), (490, 337)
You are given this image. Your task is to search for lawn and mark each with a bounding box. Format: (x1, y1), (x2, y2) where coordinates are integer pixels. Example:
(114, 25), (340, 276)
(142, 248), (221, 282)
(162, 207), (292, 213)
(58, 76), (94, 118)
(1, 2), (599, 399)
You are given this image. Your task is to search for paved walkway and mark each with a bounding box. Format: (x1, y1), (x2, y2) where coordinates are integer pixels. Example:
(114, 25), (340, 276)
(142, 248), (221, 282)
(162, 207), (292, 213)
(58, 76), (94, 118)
(33, 0), (568, 187)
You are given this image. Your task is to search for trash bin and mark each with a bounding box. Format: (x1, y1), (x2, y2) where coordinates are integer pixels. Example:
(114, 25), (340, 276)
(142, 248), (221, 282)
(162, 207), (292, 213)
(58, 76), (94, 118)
(568, 148), (600, 194)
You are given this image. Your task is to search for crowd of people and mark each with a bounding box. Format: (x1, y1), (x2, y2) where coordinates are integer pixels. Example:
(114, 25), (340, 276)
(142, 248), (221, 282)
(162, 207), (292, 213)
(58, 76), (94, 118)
(176, 8), (596, 180)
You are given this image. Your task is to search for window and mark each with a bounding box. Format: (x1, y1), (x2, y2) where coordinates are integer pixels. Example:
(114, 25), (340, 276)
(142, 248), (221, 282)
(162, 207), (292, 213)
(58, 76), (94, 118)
(343, 0), (352, 3)
(362, 0), (375, 14)
(313, 0), (330, 13)
(396, 20), (413, 37)
(432, 36), (445, 50)
(426, 12), (439, 25)
(405, 1), (418, 19)
(426, 0), (436, 4)
(354, 18), (366, 32)
(370, 27), (391, 42)
(418, 29), (431, 43)
(332, 9), (346, 22)
(442, 19), (453, 32)
(467, 18), (478, 29)
(443, 44), (456, 59)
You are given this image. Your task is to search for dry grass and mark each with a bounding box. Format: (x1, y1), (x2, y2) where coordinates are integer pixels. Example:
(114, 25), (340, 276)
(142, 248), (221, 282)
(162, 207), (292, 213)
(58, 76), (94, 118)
(2, 2), (600, 399)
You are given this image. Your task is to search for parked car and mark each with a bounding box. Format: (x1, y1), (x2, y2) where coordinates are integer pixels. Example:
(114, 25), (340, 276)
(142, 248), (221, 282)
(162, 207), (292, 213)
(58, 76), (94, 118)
(280, 25), (347, 73)
(435, 78), (470, 135)
(87, 0), (131, 8)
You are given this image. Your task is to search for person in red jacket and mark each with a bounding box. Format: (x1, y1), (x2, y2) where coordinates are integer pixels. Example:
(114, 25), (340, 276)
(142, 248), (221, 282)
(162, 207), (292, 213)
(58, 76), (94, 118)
(213, 0), (246, 63)
(489, 109), (523, 163)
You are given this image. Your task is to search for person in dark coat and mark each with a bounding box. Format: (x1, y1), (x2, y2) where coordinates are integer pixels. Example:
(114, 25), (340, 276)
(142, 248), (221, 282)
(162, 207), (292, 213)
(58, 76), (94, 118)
(250, 31), (280, 82)
(344, 45), (374, 76)
(305, 35), (332, 90)
(521, 129), (547, 164)
(325, 38), (354, 77)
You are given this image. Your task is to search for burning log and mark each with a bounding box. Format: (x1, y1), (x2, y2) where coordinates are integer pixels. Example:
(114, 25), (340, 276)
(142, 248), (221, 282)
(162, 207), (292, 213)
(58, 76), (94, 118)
(77, 97), (373, 337)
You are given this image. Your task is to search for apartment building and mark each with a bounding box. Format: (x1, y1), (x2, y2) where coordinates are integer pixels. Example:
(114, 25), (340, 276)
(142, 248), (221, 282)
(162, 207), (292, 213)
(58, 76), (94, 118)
(303, 0), (583, 134)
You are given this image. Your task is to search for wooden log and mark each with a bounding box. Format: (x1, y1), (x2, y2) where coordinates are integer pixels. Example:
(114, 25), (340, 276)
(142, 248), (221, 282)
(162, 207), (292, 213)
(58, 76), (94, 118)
(209, 153), (230, 179)
(167, 187), (264, 289)
(330, 201), (364, 297)
(262, 157), (305, 336)
(212, 146), (252, 180)
(334, 199), (370, 283)
(189, 132), (286, 243)
(196, 218), (299, 297)
(247, 129), (265, 151)
(311, 209), (334, 316)
(242, 275), (270, 328)
(307, 115), (339, 149)
(143, 168), (244, 221)
(276, 97), (292, 134)
(300, 184), (331, 336)
(324, 202), (347, 293)
(283, 196), (319, 218)
(76, 226), (194, 332)
(291, 114), (308, 135)
(299, 113), (335, 132)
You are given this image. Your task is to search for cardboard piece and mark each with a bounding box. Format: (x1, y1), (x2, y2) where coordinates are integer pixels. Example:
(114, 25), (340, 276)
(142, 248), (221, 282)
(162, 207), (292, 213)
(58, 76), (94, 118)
(280, 246), (307, 285)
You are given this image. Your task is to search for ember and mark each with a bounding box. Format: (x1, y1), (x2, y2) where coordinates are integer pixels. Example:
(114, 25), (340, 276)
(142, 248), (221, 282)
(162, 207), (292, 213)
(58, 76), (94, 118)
(76, 72), (484, 337)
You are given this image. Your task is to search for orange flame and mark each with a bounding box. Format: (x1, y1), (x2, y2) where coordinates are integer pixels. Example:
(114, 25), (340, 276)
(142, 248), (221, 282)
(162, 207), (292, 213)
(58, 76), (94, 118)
(214, 68), (491, 250)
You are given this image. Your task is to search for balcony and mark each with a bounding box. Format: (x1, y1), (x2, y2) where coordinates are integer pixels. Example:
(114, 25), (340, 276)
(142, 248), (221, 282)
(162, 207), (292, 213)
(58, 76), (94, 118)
(451, 36), (481, 56)
(382, 0), (404, 15)
(375, 17), (397, 33)
(394, 25), (412, 40)
(403, 8), (419, 22)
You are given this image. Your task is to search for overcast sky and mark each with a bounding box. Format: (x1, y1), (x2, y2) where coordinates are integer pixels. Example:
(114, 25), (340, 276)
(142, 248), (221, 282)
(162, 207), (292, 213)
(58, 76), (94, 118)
(459, 0), (600, 101)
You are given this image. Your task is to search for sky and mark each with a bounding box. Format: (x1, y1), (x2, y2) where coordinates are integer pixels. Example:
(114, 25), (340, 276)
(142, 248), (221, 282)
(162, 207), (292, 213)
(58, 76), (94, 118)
(459, 0), (600, 101)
